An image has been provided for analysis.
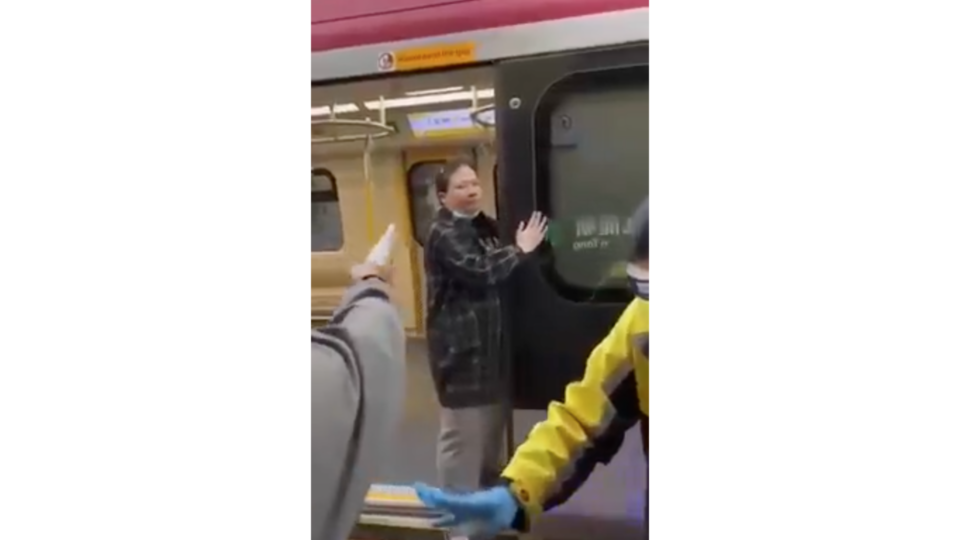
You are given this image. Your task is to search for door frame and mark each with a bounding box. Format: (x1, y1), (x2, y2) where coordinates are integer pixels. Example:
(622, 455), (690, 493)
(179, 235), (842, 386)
(401, 146), (480, 335)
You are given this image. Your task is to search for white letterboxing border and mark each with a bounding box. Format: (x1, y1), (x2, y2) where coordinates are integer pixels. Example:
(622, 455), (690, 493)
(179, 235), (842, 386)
(3, 1), (960, 539)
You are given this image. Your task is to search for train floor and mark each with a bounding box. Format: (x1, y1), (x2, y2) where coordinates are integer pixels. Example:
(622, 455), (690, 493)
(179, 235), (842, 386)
(365, 339), (648, 540)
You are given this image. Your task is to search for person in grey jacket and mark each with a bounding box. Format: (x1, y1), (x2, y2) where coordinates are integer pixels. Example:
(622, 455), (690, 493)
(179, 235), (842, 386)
(311, 261), (406, 540)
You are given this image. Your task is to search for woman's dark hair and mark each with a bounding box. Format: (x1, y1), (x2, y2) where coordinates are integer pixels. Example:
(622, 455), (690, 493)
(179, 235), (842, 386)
(434, 156), (476, 195)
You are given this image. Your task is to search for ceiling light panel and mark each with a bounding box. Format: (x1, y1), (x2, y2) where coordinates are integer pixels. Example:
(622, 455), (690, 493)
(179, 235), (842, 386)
(405, 86), (465, 96)
(311, 103), (360, 116)
(365, 89), (495, 111)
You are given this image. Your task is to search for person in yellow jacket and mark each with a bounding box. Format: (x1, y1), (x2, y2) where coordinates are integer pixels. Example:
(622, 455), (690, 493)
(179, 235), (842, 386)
(415, 197), (650, 538)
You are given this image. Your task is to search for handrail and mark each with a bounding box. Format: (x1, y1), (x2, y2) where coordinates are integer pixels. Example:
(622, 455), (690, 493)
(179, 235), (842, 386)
(311, 96), (396, 144)
(471, 103), (496, 128)
(310, 118), (395, 144)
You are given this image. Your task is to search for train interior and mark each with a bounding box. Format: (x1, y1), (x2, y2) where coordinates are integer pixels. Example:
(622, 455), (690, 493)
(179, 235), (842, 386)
(313, 64), (648, 539)
(312, 66), (497, 333)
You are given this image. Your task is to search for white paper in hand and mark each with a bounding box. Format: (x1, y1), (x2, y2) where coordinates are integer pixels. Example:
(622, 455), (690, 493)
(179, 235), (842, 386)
(366, 224), (396, 266)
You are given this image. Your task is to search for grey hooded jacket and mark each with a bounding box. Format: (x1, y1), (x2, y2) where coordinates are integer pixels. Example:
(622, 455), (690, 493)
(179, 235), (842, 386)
(311, 279), (405, 540)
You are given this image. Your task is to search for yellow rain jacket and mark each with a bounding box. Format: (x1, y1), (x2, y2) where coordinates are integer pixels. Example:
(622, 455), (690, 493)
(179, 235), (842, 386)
(501, 297), (649, 527)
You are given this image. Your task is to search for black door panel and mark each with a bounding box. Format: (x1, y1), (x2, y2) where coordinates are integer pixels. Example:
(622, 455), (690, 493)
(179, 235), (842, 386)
(496, 44), (649, 409)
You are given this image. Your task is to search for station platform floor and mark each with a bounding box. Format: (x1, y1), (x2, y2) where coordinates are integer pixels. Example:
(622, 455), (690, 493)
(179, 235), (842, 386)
(367, 339), (647, 539)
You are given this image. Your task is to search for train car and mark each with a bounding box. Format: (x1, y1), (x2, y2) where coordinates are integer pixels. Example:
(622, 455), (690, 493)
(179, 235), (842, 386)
(312, 0), (649, 538)
(311, 0), (649, 407)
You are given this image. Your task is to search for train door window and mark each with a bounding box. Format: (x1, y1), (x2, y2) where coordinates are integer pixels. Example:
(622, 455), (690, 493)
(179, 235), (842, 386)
(311, 168), (344, 252)
(407, 161), (445, 245)
(536, 65), (649, 298)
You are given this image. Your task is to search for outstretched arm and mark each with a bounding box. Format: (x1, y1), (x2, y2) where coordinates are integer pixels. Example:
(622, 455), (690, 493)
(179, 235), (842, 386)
(430, 228), (523, 287)
(500, 302), (645, 529)
(311, 278), (406, 540)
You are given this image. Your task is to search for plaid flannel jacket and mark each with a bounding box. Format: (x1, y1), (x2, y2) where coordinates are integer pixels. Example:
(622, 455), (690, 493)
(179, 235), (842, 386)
(424, 207), (522, 408)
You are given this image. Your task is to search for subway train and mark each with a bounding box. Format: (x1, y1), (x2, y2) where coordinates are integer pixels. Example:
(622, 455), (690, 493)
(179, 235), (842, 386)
(312, 1), (649, 537)
(312, 0), (649, 410)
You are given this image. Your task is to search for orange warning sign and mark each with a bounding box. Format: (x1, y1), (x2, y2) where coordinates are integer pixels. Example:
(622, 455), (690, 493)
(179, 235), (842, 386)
(378, 42), (476, 73)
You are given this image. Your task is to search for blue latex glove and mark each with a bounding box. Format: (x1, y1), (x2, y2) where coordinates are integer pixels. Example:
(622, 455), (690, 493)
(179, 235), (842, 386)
(413, 482), (519, 536)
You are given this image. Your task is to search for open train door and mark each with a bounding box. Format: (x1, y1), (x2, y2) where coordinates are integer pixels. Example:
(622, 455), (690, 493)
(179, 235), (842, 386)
(496, 43), (649, 411)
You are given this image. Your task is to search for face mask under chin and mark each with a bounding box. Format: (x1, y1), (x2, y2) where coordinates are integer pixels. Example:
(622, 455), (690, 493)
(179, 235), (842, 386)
(452, 209), (480, 219)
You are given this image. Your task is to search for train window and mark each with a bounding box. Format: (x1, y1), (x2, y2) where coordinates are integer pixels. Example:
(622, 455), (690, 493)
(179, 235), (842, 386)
(407, 161), (445, 245)
(535, 65), (649, 300)
(311, 168), (344, 252)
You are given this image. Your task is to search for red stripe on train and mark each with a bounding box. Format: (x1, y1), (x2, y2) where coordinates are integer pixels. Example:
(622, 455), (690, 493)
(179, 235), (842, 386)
(311, 0), (649, 53)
